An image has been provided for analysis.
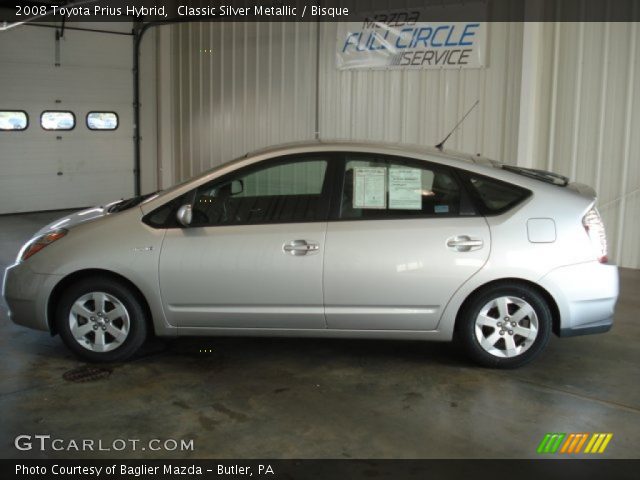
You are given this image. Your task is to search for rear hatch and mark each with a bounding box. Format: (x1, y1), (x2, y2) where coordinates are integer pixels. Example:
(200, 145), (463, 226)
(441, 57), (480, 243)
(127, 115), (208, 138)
(499, 165), (606, 262)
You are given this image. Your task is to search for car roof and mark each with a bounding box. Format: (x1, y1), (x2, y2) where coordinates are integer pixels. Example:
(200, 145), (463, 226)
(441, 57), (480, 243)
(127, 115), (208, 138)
(244, 139), (497, 168)
(242, 140), (587, 194)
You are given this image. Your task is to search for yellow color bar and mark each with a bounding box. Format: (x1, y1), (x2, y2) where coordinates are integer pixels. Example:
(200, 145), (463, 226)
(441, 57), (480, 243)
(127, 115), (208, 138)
(598, 434), (613, 453)
(584, 433), (613, 454)
(584, 434), (598, 453)
(591, 434), (606, 453)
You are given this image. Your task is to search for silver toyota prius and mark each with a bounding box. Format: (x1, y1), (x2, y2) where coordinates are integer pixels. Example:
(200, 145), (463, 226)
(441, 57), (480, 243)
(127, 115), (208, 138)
(3, 142), (619, 368)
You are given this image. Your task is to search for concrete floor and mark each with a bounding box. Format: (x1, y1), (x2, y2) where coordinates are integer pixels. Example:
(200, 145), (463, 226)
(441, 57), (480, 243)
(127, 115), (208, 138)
(1, 211), (638, 459)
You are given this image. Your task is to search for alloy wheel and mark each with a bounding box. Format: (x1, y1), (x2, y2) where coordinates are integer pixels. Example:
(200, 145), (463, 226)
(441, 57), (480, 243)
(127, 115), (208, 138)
(68, 291), (130, 352)
(474, 295), (539, 358)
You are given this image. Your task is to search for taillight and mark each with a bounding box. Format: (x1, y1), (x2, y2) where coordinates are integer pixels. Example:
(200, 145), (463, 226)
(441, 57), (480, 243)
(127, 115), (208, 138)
(19, 229), (68, 262)
(582, 208), (608, 263)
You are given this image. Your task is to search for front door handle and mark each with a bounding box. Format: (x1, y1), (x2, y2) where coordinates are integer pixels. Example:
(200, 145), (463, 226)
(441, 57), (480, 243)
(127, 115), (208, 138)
(283, 240), (320, 256)
(447, 235), (484, 252)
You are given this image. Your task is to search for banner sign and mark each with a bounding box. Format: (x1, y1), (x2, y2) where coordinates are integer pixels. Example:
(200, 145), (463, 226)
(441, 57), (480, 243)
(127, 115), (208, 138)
(5, 459), (639, 480)
(337, 19), (486, 70)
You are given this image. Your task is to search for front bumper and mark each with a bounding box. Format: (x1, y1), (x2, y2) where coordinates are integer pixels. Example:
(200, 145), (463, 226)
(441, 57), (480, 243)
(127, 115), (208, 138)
(2, 262), (61, 332)
(538, 261), (618, 337)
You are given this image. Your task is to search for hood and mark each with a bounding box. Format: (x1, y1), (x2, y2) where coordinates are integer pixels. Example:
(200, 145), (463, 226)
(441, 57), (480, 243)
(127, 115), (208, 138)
(34, 192), (160, 237)
(34, 203), (118, 237)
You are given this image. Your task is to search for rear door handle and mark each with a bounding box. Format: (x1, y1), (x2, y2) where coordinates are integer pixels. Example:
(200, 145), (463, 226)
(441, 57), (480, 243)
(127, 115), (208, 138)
(446, 235), (484, 252)
(283, 240), (320, 256)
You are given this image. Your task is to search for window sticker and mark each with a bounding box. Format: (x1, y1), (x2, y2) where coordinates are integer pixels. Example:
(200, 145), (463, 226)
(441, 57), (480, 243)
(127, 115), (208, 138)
(353, 167), (386, 209)
(389, 167), (423, 210)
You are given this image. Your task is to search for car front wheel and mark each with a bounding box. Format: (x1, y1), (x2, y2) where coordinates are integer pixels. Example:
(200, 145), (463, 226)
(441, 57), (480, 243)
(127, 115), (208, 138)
(55, 277), (148, 363)
(457, 283), (552, 368)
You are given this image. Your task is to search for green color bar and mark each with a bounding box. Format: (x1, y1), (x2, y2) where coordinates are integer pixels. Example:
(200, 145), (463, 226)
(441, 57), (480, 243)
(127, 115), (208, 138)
(537, 433), (566, 454)
(544, 434), (558, 453)
(550, 433), (566, 453)
(537, 434), (552, 453)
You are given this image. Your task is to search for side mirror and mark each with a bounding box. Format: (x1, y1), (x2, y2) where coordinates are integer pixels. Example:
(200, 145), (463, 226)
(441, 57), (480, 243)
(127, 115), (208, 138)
(231, 179), (244, 195)
(176, 204), (192, 227)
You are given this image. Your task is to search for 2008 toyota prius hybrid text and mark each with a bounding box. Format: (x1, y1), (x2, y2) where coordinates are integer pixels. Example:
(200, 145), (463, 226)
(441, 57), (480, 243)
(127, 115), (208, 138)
(2, 142), (619, 368)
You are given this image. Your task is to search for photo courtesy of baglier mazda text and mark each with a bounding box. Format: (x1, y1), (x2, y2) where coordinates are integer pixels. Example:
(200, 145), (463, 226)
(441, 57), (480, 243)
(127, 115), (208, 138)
(0, 1), (638, 479)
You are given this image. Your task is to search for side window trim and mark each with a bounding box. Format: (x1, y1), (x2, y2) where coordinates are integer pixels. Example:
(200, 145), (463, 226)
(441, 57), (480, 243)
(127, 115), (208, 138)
(450, 168), (480, 216)
(328, 152), (477, 222)
(328, 154), (346, 221)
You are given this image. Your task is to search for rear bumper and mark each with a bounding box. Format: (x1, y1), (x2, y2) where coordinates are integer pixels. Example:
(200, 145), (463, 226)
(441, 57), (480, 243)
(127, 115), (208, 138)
(2, 263), (60, 332)
(558, 322), (612, 337)
(538, 261), (618, 337)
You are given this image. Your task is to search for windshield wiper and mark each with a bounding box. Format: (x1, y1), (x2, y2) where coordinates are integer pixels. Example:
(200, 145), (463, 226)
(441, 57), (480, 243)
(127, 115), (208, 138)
(107, 191), (159, 213)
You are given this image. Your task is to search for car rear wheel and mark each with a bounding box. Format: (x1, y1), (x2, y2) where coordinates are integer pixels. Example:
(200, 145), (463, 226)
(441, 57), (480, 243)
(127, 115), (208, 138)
(457, 283), (551, 368)
(56, 277), (148, 363)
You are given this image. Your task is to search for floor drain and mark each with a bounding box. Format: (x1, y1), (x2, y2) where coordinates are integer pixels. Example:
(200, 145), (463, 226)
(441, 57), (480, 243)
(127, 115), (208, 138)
(63, 366), (112, 383)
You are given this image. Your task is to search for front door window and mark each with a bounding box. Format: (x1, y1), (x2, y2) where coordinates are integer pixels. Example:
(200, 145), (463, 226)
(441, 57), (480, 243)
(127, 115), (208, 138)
(191, 157), (329, 227)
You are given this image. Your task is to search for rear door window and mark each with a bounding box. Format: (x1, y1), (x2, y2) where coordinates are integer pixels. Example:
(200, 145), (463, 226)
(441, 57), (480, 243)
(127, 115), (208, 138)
(338, 154), (465, 220)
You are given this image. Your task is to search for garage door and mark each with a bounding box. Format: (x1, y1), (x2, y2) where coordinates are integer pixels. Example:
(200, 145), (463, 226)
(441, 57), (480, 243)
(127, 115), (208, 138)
(0, 24), (134, 214)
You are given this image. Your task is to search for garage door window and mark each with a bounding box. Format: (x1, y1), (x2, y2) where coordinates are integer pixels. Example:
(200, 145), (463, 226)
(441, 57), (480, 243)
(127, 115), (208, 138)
(0, 111), (28, 131)
(87, 112), (118, 130)
(339, 154), (463, 220)
(190, 157), (330, 227)
(41, 111), (75, 131)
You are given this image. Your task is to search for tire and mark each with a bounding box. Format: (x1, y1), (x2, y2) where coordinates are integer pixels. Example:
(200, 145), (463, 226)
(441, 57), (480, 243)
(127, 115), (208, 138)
(55, 277), (148, 363)
(457, 283), (552, 369)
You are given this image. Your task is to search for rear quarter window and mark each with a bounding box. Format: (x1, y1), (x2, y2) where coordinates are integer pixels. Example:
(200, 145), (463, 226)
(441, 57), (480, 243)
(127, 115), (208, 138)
(466, 175), (530, 215)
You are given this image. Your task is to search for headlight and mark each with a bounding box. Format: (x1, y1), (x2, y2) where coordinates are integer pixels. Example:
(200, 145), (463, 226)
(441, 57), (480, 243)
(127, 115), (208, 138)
(18, 229), (68, 262)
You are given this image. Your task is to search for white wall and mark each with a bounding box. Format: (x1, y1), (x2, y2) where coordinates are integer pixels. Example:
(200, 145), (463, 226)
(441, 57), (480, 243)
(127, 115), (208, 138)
(525, 22), (640, 268)
(318, 22), (523, 162)
(166, 22), (523, 175)
(166, 22), (318, 181)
